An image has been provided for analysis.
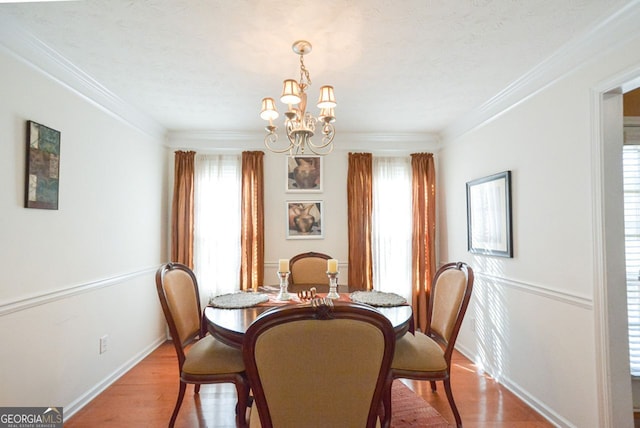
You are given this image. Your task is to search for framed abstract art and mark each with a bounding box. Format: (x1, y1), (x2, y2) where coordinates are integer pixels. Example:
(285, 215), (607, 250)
(25, 121), (61, 210)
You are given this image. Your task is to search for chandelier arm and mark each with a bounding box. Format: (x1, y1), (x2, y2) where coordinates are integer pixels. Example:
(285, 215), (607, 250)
(304, 139), (334, 155)
(264, 132), (295, 154)
(285, 122), (297, 147)
(306, 124), (335, 149)
(321, 125), (336, 147)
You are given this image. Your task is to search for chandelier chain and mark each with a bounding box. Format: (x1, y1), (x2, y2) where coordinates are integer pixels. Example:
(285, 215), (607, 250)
(299, 55), (311, 87)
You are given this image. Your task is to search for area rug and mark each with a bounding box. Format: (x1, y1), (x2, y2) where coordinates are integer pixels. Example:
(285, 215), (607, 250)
(391, 381), (452, 427)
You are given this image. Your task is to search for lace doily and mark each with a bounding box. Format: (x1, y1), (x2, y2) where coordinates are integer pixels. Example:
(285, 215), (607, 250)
(350, 291), (407, 307)
(209, 292), (269, 309)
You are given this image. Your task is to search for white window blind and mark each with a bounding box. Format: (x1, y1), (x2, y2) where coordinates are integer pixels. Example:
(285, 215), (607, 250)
(194, 154), (241, 303)
(624, 144), (640, 376)
(372, 156), (412, 303)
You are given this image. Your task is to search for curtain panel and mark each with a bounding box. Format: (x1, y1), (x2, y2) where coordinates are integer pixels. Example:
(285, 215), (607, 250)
(411, 152), (436, 331)
(347, 153), (373, 291)
(194, 154), (242, 299)
(240, 151), (265, 291)
(171, 150), (196, 268)
(372, 156), (413, 302)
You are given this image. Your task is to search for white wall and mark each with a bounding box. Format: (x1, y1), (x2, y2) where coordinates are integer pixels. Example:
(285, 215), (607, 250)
(438, 28), (640, 428)
(167, 135), (440, 287)
(263, 149), (349, 282)
(0, 49), (168, 416)
(7, 22), (639, 427)
(7, 6), (640, 427)
(165, 145), (352, 284)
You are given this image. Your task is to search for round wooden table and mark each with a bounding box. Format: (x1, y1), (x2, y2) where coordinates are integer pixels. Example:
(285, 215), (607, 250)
(204, 294), (414, 348)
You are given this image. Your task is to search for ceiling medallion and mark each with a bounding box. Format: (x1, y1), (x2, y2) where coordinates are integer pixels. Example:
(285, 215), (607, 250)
(260, 40), (336, 155)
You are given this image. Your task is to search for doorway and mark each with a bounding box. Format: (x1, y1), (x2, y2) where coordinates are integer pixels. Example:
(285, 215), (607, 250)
(597, 78), (640, 428)
(623, 89), (640, 422)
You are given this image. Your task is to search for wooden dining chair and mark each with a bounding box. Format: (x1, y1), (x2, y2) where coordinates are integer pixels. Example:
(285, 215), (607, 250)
(382, 262), (474, 428)
(289, 251), (332, 290)
(242, 300), (395, 428)
(155, 262), (250, 428)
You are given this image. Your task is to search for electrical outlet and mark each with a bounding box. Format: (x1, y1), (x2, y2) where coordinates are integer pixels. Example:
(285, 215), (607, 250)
(100, 335), (108, 354)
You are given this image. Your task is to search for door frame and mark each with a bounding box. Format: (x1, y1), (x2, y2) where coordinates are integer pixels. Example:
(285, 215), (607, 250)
(592, 69), (640, 427)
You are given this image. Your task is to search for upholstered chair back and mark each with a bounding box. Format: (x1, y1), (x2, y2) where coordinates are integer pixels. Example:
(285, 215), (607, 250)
(162, 268), (200, 345)
(156, 263), (204, 366)
(243, 301), (394, 428)
(430, 268), (467, 342)
(289, 252), (331, 285)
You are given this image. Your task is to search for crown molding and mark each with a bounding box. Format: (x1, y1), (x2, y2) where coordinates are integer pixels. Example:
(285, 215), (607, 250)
(167, 130), (441, 154)
(7, 0), (636, 149)
(0, 14), (166, 141)
(0, 12), (439, 152)
(341, 132), (441, 154)
(441, 0), (640, 144)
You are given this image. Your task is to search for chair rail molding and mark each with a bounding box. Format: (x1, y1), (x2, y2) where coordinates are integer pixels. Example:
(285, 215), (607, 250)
(457, 270), (587, 427)
(473, 271), (593, 310)
(0, 266), (159, 317)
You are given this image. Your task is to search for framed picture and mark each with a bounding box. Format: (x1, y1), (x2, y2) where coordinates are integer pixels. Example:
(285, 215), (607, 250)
(286, 201), (324, 239)
(25, 121), (61, 210)
(286, 156), (322, 192)
(466, 171), (513, 258)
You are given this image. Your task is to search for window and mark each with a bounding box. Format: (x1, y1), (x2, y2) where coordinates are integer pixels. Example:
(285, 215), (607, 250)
(194, 154), (241, 301)
(624, 144), (640, 376)
(372, 156), (412, 302)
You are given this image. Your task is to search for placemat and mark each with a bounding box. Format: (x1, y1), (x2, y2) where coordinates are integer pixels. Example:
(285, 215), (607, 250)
(350, 290), (407, 307)
(209, 292), (269, 309)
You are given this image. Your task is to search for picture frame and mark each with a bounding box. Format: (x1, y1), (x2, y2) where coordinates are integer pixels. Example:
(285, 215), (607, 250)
(286, 155), (322, 192)
(25, 121), (61, 210)
(286, 200), (324, 239)
(466, 171), (513, 258)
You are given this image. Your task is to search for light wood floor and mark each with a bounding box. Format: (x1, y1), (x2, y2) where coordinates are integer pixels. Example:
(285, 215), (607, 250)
(65, 341), (553, 428)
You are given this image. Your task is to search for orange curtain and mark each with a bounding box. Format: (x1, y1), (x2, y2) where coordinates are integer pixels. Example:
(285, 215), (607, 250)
(171, 151), (196, 268)
(240, 151), (264, 291)
(347, 153), (373, 291)
(411, 153), (436, 331)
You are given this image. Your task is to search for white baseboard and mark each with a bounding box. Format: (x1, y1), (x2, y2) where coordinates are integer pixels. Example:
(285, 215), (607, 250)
(455, 343), (572, 427)
(63, 335), (167, 420)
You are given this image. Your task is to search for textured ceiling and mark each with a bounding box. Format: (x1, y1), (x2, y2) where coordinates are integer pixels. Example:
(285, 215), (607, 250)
(0, 0), (633, 138)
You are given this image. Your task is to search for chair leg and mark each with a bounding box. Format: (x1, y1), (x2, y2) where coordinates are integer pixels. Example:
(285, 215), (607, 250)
(381, 378), (393, 428)
(234, 375), (250, 428)
(195, 384), (201, 394)
(443, 378), (462, 428)
(430, 380), (437, 392)
(169, 381), (187, 428)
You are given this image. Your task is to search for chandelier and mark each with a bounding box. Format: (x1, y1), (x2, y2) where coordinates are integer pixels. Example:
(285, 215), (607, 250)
(260, 40), (337, 155)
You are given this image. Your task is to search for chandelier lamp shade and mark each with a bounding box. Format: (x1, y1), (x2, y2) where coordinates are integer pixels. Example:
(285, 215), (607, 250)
(260, 40), (336, 155)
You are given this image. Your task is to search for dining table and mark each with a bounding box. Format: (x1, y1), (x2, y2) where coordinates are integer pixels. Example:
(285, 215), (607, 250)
(204, 288), (414, 349)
